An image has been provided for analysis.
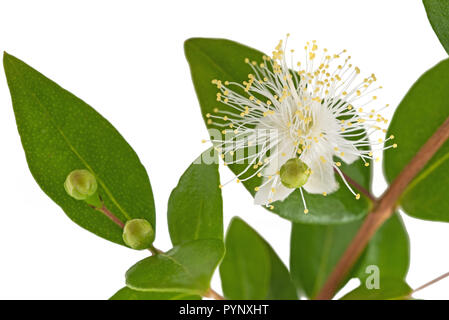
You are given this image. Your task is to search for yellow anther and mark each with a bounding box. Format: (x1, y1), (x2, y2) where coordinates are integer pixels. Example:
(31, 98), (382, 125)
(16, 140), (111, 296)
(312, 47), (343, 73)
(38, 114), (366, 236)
(355, 194), (361, 200)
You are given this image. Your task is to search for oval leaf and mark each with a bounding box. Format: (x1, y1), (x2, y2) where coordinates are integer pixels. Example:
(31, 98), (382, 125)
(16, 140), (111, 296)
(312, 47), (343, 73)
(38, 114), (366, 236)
(384, 58), (449, 222)
(184, 37), (372, 224)
(168, 149), (223, 245)
(424, 0), (449, 55)
(290, 213), (409, 299)
(110, 287), (201, 300)
(126, 239), (224, 295)
(220, 217), (297, 300)
(3, 53), (155, 245)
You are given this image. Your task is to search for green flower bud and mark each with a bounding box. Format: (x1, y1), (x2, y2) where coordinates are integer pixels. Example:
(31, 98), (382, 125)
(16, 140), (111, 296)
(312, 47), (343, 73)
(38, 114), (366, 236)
(280, 158), (311, 189)
(122, 219), (155, 250)
(64, 169), (98, 200)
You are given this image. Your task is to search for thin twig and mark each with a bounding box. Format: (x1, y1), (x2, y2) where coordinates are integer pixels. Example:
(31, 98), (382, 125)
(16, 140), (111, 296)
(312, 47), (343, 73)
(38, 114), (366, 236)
(96, 205), (125, 228)
(316, 116), (449, 300)
(408, 271), (449, 298)
(335, 168), (376, 202)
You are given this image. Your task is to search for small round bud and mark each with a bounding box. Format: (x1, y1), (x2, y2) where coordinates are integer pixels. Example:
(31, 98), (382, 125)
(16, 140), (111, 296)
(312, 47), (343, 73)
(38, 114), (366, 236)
(280, 158), (311, 189)
(122, 219), (155, 250)
(64, 169), (98, 200)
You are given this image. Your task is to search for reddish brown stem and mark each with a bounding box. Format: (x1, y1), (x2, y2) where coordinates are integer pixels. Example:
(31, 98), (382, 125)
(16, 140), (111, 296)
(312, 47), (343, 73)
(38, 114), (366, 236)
(96, 205), (125, 228)
(408, 271), (449, 298)
(316, 116), (449, 300)
(335, 168), (376, 202)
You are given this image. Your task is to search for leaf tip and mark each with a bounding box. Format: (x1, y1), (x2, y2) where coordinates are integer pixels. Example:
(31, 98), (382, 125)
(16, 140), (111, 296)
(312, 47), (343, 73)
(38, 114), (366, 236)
(3, 51), (11, 65)
(184, 37), (201, 54)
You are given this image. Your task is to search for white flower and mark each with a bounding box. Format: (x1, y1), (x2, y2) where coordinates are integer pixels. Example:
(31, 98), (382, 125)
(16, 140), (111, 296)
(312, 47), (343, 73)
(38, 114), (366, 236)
(204, 35), (396, 213)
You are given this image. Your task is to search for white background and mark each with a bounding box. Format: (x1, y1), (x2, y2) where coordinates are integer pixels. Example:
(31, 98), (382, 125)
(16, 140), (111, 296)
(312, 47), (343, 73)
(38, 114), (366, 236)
(0, 0), (448, 300)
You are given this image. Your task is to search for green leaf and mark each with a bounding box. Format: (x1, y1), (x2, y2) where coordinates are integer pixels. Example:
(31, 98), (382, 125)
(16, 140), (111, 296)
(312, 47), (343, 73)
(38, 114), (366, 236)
(110, 287), (201, 300)
(290, 219), (361, 299)
(126, 239), (224, 295)
(3, 53), (155, 245)
(340, 278), (412, 300)
(220, 217), (297, 300)
(354, 213), (409, 283)
(168, 149), (223, 246)
(384, 58), (449, 222)
(424, 0), (449, 55)
(184, 37), (372, 224)
(290, 213), (409, 299)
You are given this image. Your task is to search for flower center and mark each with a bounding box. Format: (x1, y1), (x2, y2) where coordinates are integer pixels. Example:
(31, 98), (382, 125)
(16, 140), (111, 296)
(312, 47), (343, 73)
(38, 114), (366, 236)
(279, 158), (311, 189)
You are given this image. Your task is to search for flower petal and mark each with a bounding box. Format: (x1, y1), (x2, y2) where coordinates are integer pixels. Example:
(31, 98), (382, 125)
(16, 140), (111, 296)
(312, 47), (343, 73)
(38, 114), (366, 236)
(303, 156), (339, 194)
(254, 178), (295, 205)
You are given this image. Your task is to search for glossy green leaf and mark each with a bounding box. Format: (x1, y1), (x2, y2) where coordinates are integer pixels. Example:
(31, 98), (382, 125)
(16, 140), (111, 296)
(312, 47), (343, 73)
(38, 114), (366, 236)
(340, 278), (412, 300)
(168, 149), (223, 245)
(184, 37), (373, 224)
(126, 239), (224, 295)
(290, 219), (361, 299)
(110, 287), (201, 300)
(424, 0), (449, 55)
(354, 213), (409, 283)
(220, 217), (297, 300)
(3, 53), (155, 245)
(290, 213), (409, 299)
(384, 58), (449, 222)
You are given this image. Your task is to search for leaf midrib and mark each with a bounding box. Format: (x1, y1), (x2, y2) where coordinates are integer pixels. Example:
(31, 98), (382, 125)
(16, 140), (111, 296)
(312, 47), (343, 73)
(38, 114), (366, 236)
(312, 226), (334, 298)
(401, 149), (449, 200)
